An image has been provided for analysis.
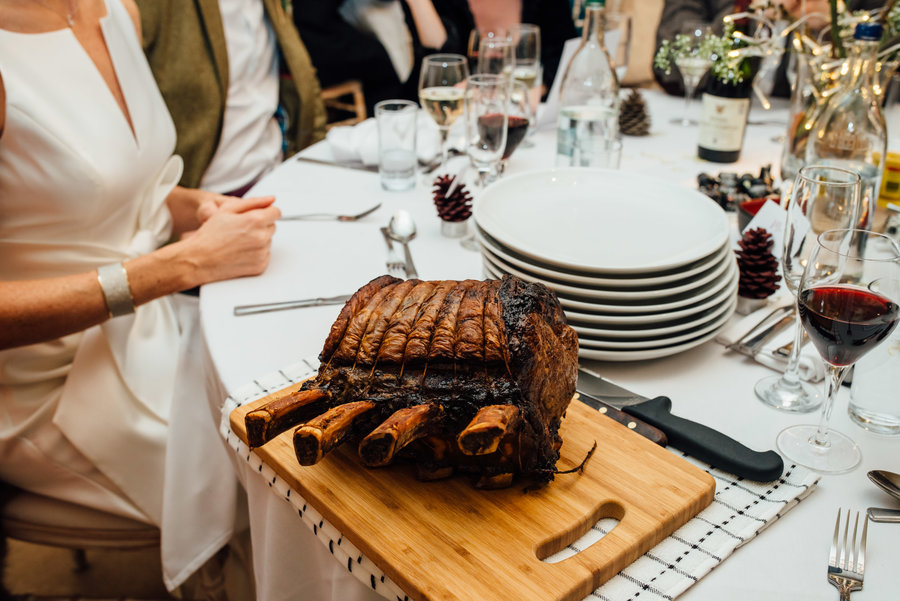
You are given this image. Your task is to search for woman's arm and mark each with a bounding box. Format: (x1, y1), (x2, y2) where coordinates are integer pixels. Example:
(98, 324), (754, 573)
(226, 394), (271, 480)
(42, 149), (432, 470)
(0, 196), (280, 350)
(404, 0), (447, 49)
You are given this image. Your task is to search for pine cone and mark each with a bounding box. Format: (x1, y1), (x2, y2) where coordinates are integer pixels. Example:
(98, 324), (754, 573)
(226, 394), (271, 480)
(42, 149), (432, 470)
(432, 175), (473, 222)
(736, 227), (781, 299)
(618, 89), (651, 136)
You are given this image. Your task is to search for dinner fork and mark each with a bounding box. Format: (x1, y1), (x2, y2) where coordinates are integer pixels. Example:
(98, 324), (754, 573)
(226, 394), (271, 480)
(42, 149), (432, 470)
(827, 509), (867, 600)
(280, 203), (381, 222)
(380, 227), (406, 278)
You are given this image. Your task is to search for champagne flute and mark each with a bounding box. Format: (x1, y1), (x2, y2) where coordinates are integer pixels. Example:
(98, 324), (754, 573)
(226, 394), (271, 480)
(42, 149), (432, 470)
(671, 22), (712, 127)
(477, 34), (515, 79)
(604, 11), (632, 83)
(755, 165), (863, 412)
(460, 73), (509, 252)
(419, 54), (469, 173)
(508, 24), (541, 146)
(497, 80), (533, 175)
(777, 228), (900, 473)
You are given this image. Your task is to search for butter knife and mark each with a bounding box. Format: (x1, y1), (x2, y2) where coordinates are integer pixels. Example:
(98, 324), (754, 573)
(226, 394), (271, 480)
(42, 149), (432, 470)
(234, 294), (352, 316)
(726, 305), (795, 356)
(577, 368), (784, 481)
(295, 156), (378, 172)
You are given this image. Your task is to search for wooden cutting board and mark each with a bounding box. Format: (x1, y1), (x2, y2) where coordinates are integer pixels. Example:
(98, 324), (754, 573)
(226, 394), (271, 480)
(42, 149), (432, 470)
(230, 386), (715, 601)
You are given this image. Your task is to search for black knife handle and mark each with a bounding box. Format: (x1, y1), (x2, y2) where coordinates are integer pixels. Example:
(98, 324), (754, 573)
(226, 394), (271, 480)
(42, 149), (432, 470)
(622, 396), (784, 482)
(575, 394), (668, 446)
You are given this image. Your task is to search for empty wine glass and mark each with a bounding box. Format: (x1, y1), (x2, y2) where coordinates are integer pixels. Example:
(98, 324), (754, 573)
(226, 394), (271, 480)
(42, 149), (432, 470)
(467, 28), (508, 74)
(460, 73), (509, 252)
(755, 165), (863, 413)
(464, 73), (509, 186)
(477, 34), (515, 79)
(497, 80), (533, 175)
(671, 22), (712, 127)
(777, 228), (900, 473)
(604, 11), (632, 83)
(509, 23), (541, 146)
(419, 54), (469, 173)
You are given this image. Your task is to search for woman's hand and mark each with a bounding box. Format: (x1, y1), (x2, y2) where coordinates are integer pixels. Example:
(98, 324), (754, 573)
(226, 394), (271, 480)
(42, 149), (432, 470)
(175, 195), (281, 285)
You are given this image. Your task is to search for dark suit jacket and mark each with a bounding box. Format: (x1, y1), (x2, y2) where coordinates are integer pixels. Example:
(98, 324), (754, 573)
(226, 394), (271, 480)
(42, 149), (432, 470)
(137, 0), (326, 188)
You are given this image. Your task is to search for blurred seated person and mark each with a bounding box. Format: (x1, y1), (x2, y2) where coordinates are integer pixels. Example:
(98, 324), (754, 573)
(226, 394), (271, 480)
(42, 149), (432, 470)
(0, 0), (279, 596)
(294, 0), (465, 116)
(137, 0), (327, 194)
(654, 0), (884, 96)
(433, 0), (577, 97)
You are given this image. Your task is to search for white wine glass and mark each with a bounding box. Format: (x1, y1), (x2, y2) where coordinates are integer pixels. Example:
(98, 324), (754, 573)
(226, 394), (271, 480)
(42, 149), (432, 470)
(671, 21), (712, 127)
(777, 228), (900, 473)
(755, 165), (863, 413)
(419, 54), (469, 173)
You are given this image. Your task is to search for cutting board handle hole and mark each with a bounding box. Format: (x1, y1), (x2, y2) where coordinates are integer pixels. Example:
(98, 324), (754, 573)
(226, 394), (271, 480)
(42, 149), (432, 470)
(537, 501), (623, 564)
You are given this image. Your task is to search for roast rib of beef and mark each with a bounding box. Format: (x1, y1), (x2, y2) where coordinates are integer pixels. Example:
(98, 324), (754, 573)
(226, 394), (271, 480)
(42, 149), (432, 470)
(245, 274), (579, 487)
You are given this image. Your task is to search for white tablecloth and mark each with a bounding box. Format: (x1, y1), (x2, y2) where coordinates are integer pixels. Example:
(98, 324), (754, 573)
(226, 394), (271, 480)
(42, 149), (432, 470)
(199, 89), (900, 601)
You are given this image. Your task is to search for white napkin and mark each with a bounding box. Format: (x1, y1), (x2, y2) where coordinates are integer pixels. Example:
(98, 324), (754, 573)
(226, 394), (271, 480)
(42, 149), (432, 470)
(326, 113), (442, 166)
(715, 300), (826, 383)
(221, 359), (820, 601)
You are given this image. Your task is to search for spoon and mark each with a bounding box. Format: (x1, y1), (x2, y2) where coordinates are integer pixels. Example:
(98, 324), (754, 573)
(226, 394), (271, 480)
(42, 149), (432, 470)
(387, 210), (418, 279)
(868, 470), (900, 502)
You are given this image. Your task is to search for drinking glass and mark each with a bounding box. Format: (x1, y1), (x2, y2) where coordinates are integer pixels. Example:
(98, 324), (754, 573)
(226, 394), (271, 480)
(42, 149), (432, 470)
(755, 165), (862, 412)
(604, 12), (632, 83)
(508, 24), (541, 146)
(776, 228), (900, 473)
(418, 54), (469, 173)
(460, 73), (509, 251)
(671, 22), (712, 127)
(464, 73), (509, 186)
(467, 28), (508, 74)
(497, 81), (533, 175)
(477, 35), (515, 79)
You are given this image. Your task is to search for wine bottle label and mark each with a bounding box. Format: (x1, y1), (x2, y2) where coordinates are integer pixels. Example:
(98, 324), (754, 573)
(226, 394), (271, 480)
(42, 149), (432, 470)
(697, 94), (750, 151)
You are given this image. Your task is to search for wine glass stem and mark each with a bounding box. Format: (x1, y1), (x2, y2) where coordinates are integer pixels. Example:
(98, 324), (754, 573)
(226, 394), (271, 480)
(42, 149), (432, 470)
(811, 364), (850, 448)
(780, 309), (805, 386)
(681, 79), (698, 125)
(439, 127), (450, 170)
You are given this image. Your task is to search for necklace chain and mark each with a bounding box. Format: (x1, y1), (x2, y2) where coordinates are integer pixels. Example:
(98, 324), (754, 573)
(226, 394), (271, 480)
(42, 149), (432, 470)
(34, 0), (77, 28)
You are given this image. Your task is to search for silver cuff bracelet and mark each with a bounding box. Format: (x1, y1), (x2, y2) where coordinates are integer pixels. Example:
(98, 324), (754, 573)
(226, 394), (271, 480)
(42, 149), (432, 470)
(97, 262), (135, 318)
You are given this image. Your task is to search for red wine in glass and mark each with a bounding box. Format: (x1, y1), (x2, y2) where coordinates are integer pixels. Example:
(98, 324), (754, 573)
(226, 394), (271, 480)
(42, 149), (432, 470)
(798, 285), (900, 367)
(477, 113), (529, 159)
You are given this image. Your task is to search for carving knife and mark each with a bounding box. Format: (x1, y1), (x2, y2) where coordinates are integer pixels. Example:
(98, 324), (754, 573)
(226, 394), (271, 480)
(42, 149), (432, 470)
(577, 368), (784, 482)
(574, 391), (668, 446)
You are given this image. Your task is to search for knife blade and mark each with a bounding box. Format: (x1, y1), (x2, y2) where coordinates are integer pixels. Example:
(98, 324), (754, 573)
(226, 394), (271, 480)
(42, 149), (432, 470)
(295, 156), (378, 172)
(574, 391), (668, 446)
(233, 294), (352, 316)
(577, 368), (784, 482)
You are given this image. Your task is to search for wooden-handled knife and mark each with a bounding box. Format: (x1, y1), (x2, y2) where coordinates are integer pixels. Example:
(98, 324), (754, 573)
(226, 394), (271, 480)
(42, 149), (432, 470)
(577, 368), (784, 482)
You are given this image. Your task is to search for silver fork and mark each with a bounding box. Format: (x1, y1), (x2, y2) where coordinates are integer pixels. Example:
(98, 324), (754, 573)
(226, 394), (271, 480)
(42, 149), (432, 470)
(827, 509), (867, 600)
(280, 203), (381, 222)
(380, 227), (406, 278)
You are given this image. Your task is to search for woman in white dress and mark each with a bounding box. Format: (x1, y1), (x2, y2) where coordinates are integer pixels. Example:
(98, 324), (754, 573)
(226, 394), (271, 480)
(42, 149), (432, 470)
(0, 0), (280, 594)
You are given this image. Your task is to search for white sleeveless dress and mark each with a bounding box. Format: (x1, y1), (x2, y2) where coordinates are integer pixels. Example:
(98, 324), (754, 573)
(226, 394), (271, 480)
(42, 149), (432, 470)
(0, 0), (236, 590)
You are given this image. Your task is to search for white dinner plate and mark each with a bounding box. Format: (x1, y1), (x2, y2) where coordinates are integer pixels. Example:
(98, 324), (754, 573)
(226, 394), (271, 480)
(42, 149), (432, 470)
(477, 225), (730, 288)
(567, 294), (735, 339)
(473, 167), (730, 274)
(577, 322), (727, 362)
(554, 260), (738, 314)
(482, 243), (733, 301)
(562, 272), (739, 325)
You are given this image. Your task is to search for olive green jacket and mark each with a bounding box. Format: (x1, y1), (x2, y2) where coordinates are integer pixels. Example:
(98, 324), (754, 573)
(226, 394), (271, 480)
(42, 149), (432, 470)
(136, 0), (326, 188)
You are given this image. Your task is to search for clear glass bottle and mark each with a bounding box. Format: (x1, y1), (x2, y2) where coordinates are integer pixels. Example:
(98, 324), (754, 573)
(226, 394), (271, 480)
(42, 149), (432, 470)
(555, 0), (620, 167)
(805, 23), (887, 231)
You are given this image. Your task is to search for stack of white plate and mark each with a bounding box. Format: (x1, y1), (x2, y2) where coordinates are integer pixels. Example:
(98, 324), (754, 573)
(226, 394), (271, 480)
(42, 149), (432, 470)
(473, 168), (738, 361)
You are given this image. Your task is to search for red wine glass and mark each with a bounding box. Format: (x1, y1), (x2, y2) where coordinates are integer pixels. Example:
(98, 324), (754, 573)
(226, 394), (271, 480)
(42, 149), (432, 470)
(776, 228), (900, 473)
(495, 81), (533, 176)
